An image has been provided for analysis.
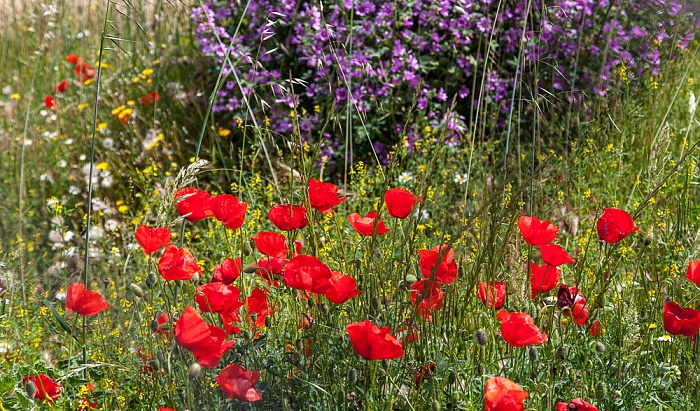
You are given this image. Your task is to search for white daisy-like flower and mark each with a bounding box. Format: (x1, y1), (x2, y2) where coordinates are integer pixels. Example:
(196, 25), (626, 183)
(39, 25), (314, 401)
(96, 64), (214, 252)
(690, 91), (697, 116)
(0, 342), (11, 355)
(40, 172), (52, 182)
(48, 230), (62, 243)
(46, 198), (59, 207)
(62, 247), (76, 257)
(68, 185), (81, 195)
(657, 335), (673, 342)
(79, 154), (86, 161)
(89, 226), (105, 239)
(23, 139), (33, 146)
(62, 230), (74, 242)
(102, 138), (114, 149)
(39, 109), (48, 117)
(57, 159), (67, 168)
(414, 209), (430, 221)
(397, 172), (413, 183)
(55, 291), (66, 301)
(454, 173), (468, 185)
(104, 219), (120, 232)
(126, 242), (140, 251)
(65, 139), (74, 145)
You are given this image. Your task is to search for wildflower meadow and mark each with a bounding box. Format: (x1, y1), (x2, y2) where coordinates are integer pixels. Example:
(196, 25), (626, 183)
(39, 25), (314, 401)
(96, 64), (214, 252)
(1, 0), (700, 410)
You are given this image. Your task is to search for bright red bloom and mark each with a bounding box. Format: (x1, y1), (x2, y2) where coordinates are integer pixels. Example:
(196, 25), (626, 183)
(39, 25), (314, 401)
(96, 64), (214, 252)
(517, 216), (559, 246)
(484, 376), (529, 411)
(411, 279), (444, 317)
(308, 178), (345, 212)
(268, 204), (308, 231)
(65, 53), (82, 65)
(140, 90), (159, 106)
(348, 212), (390, 236)
(556, 286), (588, 326)
(385, 187), (416, 219)
(497, 310), (548, 347)
(478, 281), (506, 309)
(686, 260), (700, 287)
(663, 301), (700, 337)
(160, 408), (176, 411)
(596, 207), (639, 244)
(418, 245), (458, 284)
(415, 362), (436, 386)
(44, 95), (56, 109)
(213, 258), (242, 284)
(195, 282), (243, 314)
(247, 288), (270, 328)
(530, 263), (561, 298)
(283, 255), (333, 294)
(23, 374), (62, 402)
(153, 313), (169, 335)
(53, 80), (68, 93)
(539, 243), (574, 266)
(65, 283), (109, 316)
(589, 320), (602, 337)
(556, 398), (599, 411)
(174, 187), (214, 222)
(216, 364), (262, 402)
(74, 63), (96, 82)
(220, 310), (242, 335)
(325, 271), (361, 304)
(174, 306), (234, 368)
(346, 319), (405, 360)
(255, 256), (284, 286)
(134, 225), (172, 254)
(157, 245), (200, 281)
(252, 232), (288, 258)
(211, 194), (247, 230)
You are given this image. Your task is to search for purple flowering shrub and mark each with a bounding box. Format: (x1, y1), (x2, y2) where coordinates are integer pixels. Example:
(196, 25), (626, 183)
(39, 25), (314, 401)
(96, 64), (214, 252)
(192, 0), (695, 167)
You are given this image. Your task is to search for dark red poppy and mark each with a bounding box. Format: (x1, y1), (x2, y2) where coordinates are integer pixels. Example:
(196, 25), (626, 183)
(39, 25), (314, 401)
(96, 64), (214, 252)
(213, 258), (242, 284)
(134, 225), (172, 254)
(411, 279), (444, 318)
(283, 255), (333, 294)
(518, 216), (559, 246)
(415, 362), (436, 386)
(596, 207), (639, 244)
(663, 301), (700, 337)
(484, 376), (529, 411)
(325, 271), (361, 304)
(268, 204), (308, 231)
(497, 310), (548, 347)
(65, 283), (109, 316)
(174, 306), (234, 368)
(195, 282), (243, 314)
(252, 232), (288, 259)
(211, 194), (247, 230)
(157, 245), (200, 281)
(247, 288), (270, 328)
(385, 188), (416, 219)
(346, 319), (404, 360)
(174, 187), (214, 222)
(308, 178), (345, 212)
(65, 54), (82, 65)
(556, 285), (588, 326)
(418, 245), (458, 284)
(74, 63), (96, 83)
(23, 374), (62, 402)
(530, 263), (560, 298)
(539, 243), (574, 266)
(44, 95), (56, 109)
(478, 281), (506, 309)
(589, 320), (602, 337)
(348, 212), (390, 236)
(556, 398), (599, 411)
(140, 90), (159, 106)
(53, 80), (68, 93)
(153, 313), (169, 335)
(686, 260), (700, 287)
(255, 256), (284, 286)
(137, 346), (155, 374)
(216, 364), (262, 402)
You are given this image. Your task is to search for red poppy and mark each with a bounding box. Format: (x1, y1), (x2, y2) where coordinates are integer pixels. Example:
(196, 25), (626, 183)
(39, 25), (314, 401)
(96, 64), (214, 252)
(268, 204), (308, 231)
(415, 362), (436, 386)
(497, 310), (548, 347)
(418, 245), (458, 284)
(220, 310), (242, 335)
(23, 374), (62, 402)
(530, 263), (561, 298)
(174, 306), (234, 368)
(211, 194), (247, 230)
(213, 258), (242, 284)
(53, 80), (68, 93)
(134, 225), (172, 254)
(596, 207), (639, 244)
(663, 301), (700, 337)
(74, 63), (96, 82)
(556, 398), (599, 411)
(589, 320), (602, 337)
(140, 90), (159, 106)
(174, 187), (214, 222)
(478, 281), (506, 309)
(157, 245), (200, 281)
(411, 279), (444, 318)
(385, 188), (416, 219)
(308, 178), (345, 212)
(44, 95), (56, 109)
(65, 53), (82, 65)
(247, 288), (270, 328)
(216, 364), (262, 402)
(283, 254), (333, 294)
(255, 256), (284, 286)
(484, 376), (529, 411)
(539, 243), (574, 266)
(252, 232), (288, 258)
(556, 285), (588, 326)
(686, 260), (700, 287)
(348, 212), (390, 236)
(160, 408), (176, 411)
(517, 216), (559, 246)
(153, 313), (169, 335)
(325, 271), (361, 304)
(65, 283), (109, 316)
(195, 282), (243, 314)
(346, 319), (405, 360)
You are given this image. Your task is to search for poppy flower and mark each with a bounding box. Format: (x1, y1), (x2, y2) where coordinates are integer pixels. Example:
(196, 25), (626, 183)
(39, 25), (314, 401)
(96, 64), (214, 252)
(663, 301), (700, 337)
(252, 232), (288, 259)
(220, 310), (242, 335)
(65, 283), (109, 316)
(539, 243), (574, 266)
(556, 398), (599, 411)
(268, 204), (308, 231)
(153, 313), (169, 335)
(418, 245), (458, 284)
(325, 271), (361, 304)
(247, 288), (270, 328)
(134, 225), (172, 254)
(415, 362), (436, 386)
(308, 178), (345, 212)
(255, 256), (284, 286)
(686, 260), (700, 287)
(74, 63), (96, 82)
(44, 95), (56, 109)
(348, 212), (390, 236)
(384, 188), (417, 219)
(65, 53), (82, 65)
(596, 207), (639, 244)
(157, 245), (200, 281)
(53, 80), (68, 93)
(484, 376), (529, 411)
(530, 263), (561, 298)
(517, 216), (559, 246)
(589, 320), (602, 337)
(346, 319), (405, 360)
(195, 282), (243, 314)
(174, 306), (234, 368)
(140, 90), (159, 106)
(160, 408), (176, 411)
(23, 374), (62, 402)
(137, 346), (155, 374)
(283, 254), (333, 294)
(497, 310), (548, 347)
(211, 194), (247, 230)
(411, 279), (444, 317)
(478, 281), (506, 309)
(213, 258), (242, 284)
(216, 363), (262, 402)
(174, 187), (213, 222)
(556, 285), (588, 326)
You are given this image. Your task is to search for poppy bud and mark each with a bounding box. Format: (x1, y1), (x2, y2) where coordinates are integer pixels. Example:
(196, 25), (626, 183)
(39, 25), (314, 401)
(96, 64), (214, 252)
(644, 233), (652, 246)
(242, 330), (252, 340)
(555, 345), (569, 360)
(243, 265), (258, 274)
(475, 329), (488, 347)
(595, 341), (606, 353)
(347, 368), (358, 385)
(405, 274), (417, 284)
(371, 296), (381, 312)
(432, 400), (441, 411)
(528, 346), (539, 362)
(150, 319), (159, 333)
(188, 362), (202, 379)
(265, 315), (272, 328)
(320, 302), (329, 314)
(191, 273), (200, 284)
(130, 283), (144, 298)
(613, 390), (621, 398)
(145, 272), (158, 288)
(243, 242), (253, 256)
(25, 380), (37, 399)
(477, 364), (483, 375)
(381, 360), (390, 371)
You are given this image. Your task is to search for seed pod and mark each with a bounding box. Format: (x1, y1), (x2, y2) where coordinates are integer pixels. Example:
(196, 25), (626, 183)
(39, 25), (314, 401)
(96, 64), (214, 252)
(242, 330), (252, 341)
(150, 319), (159, 333)
(595, 382), (608, 400)
(644, 233), (653, 246)
(320, 302), (329, 314)
(347, 368), (358, 385)
(145, 272), (158, 288)
(243, 265), (258, 274)
(188, 362), (202, 379)
(528, 346), (539, 362)
(264, 315), (272, 328)
(595, 342), (606, 353)
(25, 380), (37, 399)
(432, 400), (441, 411)
(371, 296), (381, 312)
(475, 329), (488, 347)
(130, 283), (144, 298)
(555, 345), (570, 360)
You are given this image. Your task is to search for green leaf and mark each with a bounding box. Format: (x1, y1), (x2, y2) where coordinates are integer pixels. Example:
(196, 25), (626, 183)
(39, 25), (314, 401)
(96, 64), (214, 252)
(42, 299), (79, 343)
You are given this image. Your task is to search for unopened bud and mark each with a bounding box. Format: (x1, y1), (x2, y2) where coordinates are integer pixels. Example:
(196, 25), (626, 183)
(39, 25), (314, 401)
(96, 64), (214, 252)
(555, 345), (570, 360)
(264, 315), (272, 328)
(190, 273), (200, 284)
(25, 380), (37, 399)
(347, 369), (358, 385)
(432, 400), (441, 411)
(188, 362), (202, 379)
(145, 272), (158, 288)
(475, 329), (488, 347)
(595, 382), (608, 400)
(150, 319), (159, 333)
(320, 302), (329, 314)
(595, 341), (606, 353)
(404, 274), (417, 285)
(644, 234), (653, 246)
(528, 347), (539, 362)
(243, 265), (258, 274)
(130, 283), (144, 298)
